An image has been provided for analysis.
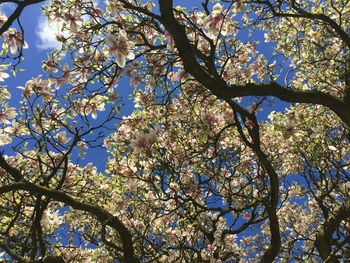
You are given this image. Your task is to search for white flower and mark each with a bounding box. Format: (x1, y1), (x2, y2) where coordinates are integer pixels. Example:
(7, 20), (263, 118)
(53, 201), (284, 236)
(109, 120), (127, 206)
(106, 31), (135, 68)
(41, 209), (63, 229)
(282, 121), (303, 140)
(202, 3), (226, 39)
(0, 86), (11, 100)
(4, 29), (28, 54)
(81, 96), (105, 119)
(64, 8), (83, 33)
(131, 130), (157, 152)
(0, 132), (12, 146)
(0, 107), (16, 124)
(0, 64), (10, 82)
(4, 120), (28, 136)
(56, 131), (71, 145)
(328, 145), (337, 151)
(164, 31), (174, 50)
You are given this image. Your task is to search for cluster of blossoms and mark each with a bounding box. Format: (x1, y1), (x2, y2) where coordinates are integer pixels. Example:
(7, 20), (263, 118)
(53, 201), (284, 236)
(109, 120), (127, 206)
(0, 0), (348, 262)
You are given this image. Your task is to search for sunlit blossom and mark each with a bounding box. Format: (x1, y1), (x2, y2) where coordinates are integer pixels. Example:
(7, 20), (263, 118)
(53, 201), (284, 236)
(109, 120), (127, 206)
(0, 65), (10, 82)
(106, 31), (135, 68)
(0, 107), (16, 124)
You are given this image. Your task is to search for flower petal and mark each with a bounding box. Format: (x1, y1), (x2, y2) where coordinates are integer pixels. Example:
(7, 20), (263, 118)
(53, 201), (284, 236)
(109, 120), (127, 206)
(116, 53), (126, 68)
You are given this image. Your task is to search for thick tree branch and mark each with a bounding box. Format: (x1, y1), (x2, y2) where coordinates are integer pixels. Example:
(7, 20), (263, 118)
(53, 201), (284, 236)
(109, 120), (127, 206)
(228, 83), (350, 127)
(315, 201), (350, 262)
(0, 0), (46, 35)
(227, 100), (281, 262)
(291, 4), (350, 49)
(0, 155), (137, 263)
(0, 240), (32, 263)
(0, 239), (64, 263)
(158, 0), (350, 127)
(0, 154), (22, 181)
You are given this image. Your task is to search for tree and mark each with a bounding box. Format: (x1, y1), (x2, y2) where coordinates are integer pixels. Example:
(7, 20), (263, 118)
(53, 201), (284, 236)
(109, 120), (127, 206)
(0, 0), (349, 262)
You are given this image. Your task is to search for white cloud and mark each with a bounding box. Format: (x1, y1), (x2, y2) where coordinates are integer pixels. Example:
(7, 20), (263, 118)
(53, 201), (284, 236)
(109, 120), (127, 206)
(35, 15), (62, 50)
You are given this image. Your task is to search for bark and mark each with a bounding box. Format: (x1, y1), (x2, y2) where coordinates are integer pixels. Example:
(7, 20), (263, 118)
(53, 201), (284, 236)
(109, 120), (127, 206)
(315, 201), (350, 262)
(0, 155), (137, 263)
(0, 0), (46, 35)
(157, 0), (350, 127)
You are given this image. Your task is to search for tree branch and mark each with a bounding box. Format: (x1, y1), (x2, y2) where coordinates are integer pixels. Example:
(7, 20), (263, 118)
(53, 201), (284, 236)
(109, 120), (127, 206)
(158, 0), (350, 127)
(0, 155), (137, 263)
(315, 201), (350, 262)
(0, 0), (46, 35)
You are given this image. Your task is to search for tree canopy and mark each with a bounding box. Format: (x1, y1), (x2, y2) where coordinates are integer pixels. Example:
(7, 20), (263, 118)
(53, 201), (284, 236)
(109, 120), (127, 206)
(0, 0), (349, 262)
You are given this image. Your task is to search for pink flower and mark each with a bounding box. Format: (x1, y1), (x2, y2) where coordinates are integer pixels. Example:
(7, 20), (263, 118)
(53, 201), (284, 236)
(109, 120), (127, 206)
(107, 2), (123, 15)
(64, 8), (83, 33)
(0, 107), (16, 124)
(244, 43), (256, 56)
(245, 119), (257, 128)
(202, 4), (225, 39)
(164, 31), (174, 50)
(78, 141), (88, 149)
(106, 31), (135, 68)
(131, 131), (157, 152)
(0, 14), (7, 25)
(243, 212), (251, 220)
(41, 90), (53, 100)
(81, 96), (105, 119)
(238, 53), (249, 63)
(92, 8), (104, 17)
(5, 29), (28, 55)
(203, 14), (224, 39)
(17, 77), (51, 98)
(61, 64), (72, 83)
(17, 85), (32, 97)
(169, 70), (187, 82)
(56, 131), (70, 145)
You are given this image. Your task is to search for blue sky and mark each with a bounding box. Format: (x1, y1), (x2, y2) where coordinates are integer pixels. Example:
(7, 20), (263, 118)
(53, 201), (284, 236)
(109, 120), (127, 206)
(0, 0), (290, 172)
(0, 1), (135, 171)
(0, 1), (302, 260)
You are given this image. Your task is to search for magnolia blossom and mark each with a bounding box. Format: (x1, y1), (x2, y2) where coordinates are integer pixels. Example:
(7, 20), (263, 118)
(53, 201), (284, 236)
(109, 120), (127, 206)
(0, 0), (348, 261)
(168, 69), (188, 82)
(43, 55), (58, 73)
(131, 130), (157, 153)
(0, 107), (16, 124)
(0, 132), (12, 146)
(202, 3), (226, 39)
(81, 96), (105, 119)
(32, 118), (51, 133)
(238, 53), (249, 63)
(107, 1), (123, 15)
(18, 77), (52, 98)
(17, 85), (32, 97)
(3, 29), (28, 54)
(106, 31), (135, 68)
(61, 64), (73, 84)
(0, 65), (10, 82)
(41, 209), (63, 229)
(0, 87), (11, 100)
(0, 14), (7, 25)
(56, 131), (71, 145)
(78, 140), (88, 149)
(164, 31), (174, 50)
(64, 8), (83, 33)
(4, 120), (28, 136)
(282, 121), (303, 140)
